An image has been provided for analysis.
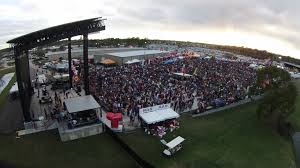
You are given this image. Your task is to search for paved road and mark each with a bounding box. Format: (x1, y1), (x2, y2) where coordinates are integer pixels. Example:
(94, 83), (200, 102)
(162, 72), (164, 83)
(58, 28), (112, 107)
(0, 98), (23, 134)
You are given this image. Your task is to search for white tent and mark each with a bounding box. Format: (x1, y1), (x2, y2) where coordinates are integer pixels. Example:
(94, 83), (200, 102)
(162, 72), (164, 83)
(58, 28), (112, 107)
(125, 59), (141, 64)
(139, 104), (179, 124)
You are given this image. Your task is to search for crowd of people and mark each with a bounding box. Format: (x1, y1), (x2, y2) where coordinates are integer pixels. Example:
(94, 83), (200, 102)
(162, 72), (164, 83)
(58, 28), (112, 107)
(91, 57), (256, 118)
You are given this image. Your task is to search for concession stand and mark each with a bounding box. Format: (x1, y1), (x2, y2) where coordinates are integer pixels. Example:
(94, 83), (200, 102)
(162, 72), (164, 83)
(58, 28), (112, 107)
(139, 104), (180, 138)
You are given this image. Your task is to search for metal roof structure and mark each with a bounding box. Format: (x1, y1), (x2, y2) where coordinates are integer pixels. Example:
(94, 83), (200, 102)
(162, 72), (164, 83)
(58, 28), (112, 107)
(64, 95), (100, 113)
(107, 50), (169, 58)
(7, 17), (105, 50)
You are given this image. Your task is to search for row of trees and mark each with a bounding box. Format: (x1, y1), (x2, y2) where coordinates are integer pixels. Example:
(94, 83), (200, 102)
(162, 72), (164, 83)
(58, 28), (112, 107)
(256, 66), (298, 137)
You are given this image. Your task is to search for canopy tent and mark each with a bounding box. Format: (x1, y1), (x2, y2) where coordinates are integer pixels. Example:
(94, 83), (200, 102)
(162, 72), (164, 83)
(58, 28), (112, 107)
(106, 112), (123, 128)
(101, 59), (116, 65)
(173, 72), (193, 77)
(125, 59), (141, 64)
(166, 136), (185, 149)
(139, 104), (179, 124)
(64, 95), (100, 113)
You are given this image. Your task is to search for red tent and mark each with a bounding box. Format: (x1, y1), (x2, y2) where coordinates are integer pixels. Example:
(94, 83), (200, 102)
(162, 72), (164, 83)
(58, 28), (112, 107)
(106, 112), (123, 128)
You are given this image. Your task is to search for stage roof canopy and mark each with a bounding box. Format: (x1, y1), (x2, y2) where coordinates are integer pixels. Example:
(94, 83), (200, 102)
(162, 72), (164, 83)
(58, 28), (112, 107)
(64, 95), (100, 113)
(7, 17), (105, 50)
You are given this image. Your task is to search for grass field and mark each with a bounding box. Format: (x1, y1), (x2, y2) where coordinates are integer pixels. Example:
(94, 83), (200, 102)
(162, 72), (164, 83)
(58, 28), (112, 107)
(0, 131), (137, 168)
(120, 79), (300, 168)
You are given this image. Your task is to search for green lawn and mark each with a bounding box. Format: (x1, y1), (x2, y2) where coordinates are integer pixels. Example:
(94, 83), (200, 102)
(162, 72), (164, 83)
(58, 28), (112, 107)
(0, 131), (137, 168)
(120, 79), (300, 168)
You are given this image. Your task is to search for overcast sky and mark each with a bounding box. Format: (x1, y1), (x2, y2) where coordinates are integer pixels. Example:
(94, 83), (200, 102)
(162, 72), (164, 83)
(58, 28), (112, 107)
(1, 0), (300, 58)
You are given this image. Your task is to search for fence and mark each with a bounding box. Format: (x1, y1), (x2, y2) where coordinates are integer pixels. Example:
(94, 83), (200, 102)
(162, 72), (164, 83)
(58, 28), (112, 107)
(105, 125), (154, 168)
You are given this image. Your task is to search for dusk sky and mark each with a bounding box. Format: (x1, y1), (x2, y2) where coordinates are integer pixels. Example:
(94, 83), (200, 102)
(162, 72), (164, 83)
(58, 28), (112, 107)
(1, 0), (300, 58)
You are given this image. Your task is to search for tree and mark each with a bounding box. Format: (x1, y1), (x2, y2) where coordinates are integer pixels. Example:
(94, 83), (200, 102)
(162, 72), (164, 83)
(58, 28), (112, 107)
(256, 66), (291, 90)
(256, 66), (297, 136)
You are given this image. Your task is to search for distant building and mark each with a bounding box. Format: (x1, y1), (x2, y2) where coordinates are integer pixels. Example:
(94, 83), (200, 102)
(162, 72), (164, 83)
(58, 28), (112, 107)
(94, 50), (169, 65)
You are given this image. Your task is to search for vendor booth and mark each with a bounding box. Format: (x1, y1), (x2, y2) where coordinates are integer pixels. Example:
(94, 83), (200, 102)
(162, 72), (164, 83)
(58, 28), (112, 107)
(139, 104), (180, 137)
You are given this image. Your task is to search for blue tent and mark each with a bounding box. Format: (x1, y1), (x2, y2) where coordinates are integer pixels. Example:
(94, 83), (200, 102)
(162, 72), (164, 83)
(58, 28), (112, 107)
(214, 98), (225, 107)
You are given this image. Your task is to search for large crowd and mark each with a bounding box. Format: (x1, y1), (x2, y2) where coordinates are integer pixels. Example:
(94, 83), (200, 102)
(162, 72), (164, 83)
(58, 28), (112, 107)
(91, 57), (256, 117)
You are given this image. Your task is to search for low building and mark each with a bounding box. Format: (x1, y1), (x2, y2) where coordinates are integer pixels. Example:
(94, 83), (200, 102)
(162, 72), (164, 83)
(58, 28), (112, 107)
(95, 50), (169, 65)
